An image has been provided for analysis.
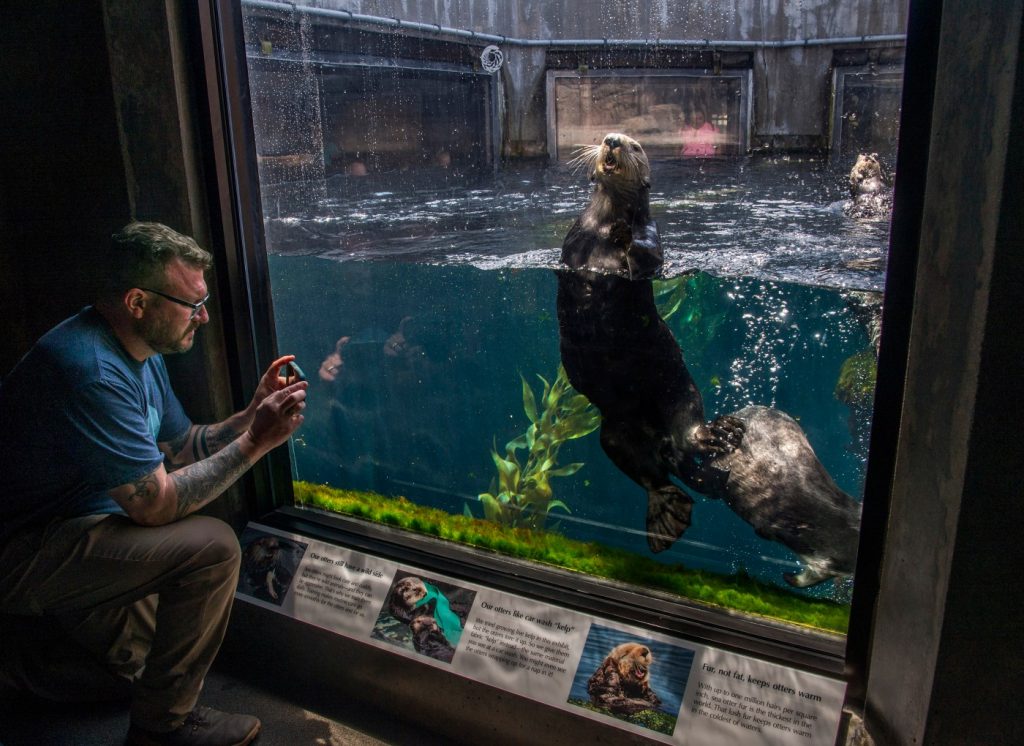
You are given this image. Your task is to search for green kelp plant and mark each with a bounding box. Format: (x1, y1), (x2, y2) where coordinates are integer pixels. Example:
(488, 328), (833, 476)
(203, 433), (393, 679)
(475, 365), (600, 530)
(653, 272), (729, 363)
(835, 346), (879, 450)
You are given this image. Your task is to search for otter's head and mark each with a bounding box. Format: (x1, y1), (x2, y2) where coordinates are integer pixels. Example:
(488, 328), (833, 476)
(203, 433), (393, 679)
(849, 153), (885, 196)
(610, 642), (654, 683)
(571, 133), (651, 194)
(389, 576), (431, 623)
(410, 615), (441, 637)
(392, 576), (427, 609)
(242, 536), (280, 570)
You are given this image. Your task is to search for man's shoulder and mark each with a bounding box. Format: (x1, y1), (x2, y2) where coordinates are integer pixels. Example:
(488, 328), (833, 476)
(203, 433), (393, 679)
(11, 308), (139, 395)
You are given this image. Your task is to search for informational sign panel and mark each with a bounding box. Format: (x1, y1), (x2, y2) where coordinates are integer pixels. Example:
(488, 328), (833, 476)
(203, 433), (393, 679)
(237, 523), (845, 745)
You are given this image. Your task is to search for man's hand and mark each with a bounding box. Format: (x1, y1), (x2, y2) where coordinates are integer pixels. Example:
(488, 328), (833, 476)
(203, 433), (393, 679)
(160, 354), (307, 467)
(247, 380), (308, 452)
(318, 336), (350, 382)
(251, 354), (301, 409)
(115, 356), (309, 526)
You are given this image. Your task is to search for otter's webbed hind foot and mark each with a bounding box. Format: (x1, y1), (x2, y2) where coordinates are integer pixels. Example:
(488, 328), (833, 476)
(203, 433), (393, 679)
(646, 485), (693, 553)
(783, 557), (843, 588)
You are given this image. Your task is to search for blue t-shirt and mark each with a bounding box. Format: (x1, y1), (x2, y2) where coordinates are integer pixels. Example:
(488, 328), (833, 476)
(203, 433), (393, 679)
(0, 307), (191, 544)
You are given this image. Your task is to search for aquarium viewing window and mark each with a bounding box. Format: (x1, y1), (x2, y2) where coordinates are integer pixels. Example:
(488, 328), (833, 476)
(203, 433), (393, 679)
(228, 0), (906, 676)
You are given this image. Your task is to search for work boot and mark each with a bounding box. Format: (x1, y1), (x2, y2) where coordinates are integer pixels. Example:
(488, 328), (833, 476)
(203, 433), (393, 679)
(126, 706), (261, 746)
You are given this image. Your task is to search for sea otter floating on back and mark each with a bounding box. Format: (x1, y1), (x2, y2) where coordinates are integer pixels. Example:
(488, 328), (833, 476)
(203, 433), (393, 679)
(844, 152), (893, 219)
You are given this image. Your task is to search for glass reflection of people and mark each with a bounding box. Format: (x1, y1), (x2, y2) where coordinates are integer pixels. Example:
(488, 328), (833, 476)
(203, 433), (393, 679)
(315, 314), (448, 488)
(679, 109), (718, 158)
(0, 222), (308, 746)
(317, 317), (423, 386)
(382, 316), (423, 361)
(319, 335), (350, 383)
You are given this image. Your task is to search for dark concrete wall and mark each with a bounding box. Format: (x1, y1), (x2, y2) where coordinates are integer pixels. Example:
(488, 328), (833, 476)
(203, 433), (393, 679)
(0, 1), (130, 374)
(298, 0), (908, 154)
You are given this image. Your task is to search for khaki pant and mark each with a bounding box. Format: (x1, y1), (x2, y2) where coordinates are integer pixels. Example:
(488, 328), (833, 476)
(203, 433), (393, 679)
(0, 513), (240, 732)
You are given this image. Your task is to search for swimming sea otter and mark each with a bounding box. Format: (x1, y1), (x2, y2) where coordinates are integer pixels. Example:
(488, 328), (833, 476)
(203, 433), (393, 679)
(556, 132), (744, 552)
(690, 406), (863, 587)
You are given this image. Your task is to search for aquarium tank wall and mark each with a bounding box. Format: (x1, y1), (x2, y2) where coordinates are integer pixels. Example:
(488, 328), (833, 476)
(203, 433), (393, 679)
(237, 0), (907, 646)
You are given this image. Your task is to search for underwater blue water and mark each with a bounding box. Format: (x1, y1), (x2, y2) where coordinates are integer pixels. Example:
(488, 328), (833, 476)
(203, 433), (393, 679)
(264, 156), (886, 598)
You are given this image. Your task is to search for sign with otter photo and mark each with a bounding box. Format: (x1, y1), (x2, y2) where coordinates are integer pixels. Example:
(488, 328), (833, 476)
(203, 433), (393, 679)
(236, 523), (845, 744)
(237, 524), (398, 638)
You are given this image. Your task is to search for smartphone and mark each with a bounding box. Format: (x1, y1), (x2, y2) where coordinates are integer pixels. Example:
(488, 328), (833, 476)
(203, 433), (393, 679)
(281, 361), (307, 384)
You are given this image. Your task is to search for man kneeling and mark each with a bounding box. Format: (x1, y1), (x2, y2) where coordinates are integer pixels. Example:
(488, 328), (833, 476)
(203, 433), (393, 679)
(0, 222), (308, 745)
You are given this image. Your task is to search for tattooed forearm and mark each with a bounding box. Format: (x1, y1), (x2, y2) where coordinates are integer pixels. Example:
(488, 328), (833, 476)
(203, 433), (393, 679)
(166, 431), (189, 463)
(161, 422), (245, 469)
(193, 423), (243, 460)
(125, 473), (161, 504)
(169, 440), (254, 519)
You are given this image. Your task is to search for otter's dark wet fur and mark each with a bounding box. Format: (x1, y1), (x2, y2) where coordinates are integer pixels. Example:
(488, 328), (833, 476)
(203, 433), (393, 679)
(409, 615), (456, 662)
(691, 406), (862, 587)
(587, 642), (662, 715)
(844, 153), (892, 219)
(387, 575), (471, 656)
(557, 133), (744, 552)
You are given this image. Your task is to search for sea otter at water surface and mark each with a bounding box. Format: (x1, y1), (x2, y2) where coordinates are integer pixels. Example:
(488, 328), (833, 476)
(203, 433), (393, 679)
(844, 153), (892, 219)
(556, 132), (744, 552)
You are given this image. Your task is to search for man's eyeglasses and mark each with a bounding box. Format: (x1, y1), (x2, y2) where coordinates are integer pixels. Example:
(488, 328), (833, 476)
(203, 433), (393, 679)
(139, 287), (210, 320)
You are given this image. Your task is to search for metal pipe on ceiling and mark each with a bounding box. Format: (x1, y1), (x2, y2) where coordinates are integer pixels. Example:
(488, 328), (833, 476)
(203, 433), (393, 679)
(242, 0), (905, 50)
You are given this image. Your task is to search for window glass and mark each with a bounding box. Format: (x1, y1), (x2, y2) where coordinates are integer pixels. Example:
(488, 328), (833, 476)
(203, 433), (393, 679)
(240, 2), (905, 639)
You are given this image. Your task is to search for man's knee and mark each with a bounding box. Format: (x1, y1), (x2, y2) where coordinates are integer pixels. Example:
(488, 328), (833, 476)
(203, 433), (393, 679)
(175, 517), (241, 575)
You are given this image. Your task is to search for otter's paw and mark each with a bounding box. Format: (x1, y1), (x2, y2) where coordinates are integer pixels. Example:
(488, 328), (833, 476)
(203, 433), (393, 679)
(693, 416), (745, 456)
(609, 219), (632, 247)
(711, 415), (745, 451)
(784, 556), (841, 588)
(646, 486), (693, 553)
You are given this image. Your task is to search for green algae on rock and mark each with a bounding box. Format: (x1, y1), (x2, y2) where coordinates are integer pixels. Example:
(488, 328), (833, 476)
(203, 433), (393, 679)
(293, 480), (850, 634)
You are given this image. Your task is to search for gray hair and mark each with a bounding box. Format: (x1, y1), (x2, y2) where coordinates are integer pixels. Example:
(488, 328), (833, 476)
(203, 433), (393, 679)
(103, 222), (212, 297)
